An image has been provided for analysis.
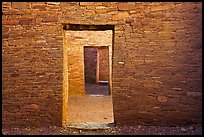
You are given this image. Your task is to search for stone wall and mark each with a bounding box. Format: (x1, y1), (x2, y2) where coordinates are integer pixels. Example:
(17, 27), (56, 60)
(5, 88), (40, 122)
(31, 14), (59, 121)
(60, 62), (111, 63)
(99, 47), (109, 82)
(2, 2), (63, 127)
(2, 2), (202, 127)
(84, 47), (97, 83)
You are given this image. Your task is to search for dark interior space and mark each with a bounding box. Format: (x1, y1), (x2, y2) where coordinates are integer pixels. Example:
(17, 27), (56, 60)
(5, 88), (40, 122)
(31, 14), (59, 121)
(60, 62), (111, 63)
(84, 47), (109, 95)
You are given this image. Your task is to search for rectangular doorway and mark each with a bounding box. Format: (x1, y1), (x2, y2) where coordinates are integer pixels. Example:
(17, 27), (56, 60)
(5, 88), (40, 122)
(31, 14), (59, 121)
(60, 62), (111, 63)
(84, 46), (109, 95)
(62, 24), (114, 128)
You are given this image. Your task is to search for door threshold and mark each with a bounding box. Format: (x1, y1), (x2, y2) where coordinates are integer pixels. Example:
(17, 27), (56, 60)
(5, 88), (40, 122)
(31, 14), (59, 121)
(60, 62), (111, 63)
(67, 122), (114, 130)
(88, 94), (110, 97)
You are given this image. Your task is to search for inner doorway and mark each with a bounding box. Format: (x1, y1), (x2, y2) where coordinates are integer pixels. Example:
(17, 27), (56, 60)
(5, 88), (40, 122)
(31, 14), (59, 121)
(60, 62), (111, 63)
(84, 46), (109, 95)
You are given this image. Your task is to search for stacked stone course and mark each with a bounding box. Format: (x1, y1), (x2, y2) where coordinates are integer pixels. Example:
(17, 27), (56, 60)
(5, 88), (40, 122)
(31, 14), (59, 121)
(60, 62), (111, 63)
(2, 2), (202, 127)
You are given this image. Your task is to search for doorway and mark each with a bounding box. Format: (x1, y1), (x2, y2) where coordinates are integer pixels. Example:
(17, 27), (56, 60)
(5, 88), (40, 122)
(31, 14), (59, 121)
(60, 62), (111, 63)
(84, 46), (109, 95)
(62, 24), (114, 128)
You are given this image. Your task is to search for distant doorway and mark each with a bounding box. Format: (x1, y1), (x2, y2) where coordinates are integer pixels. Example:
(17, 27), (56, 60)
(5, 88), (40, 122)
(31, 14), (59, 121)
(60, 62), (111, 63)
(84, 46), (109, 95)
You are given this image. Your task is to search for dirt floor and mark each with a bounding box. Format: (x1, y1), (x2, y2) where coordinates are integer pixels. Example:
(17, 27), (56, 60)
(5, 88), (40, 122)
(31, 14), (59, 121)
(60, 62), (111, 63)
(67, 95), (114, 125)
(85, 83), (109, 95)
(2, 124), (202, 135)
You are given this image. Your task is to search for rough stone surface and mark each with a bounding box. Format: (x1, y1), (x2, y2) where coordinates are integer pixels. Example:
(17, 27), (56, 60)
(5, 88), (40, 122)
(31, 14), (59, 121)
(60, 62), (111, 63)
(98, 47), (109, 82)
(2, 2), (202, 128)
(12, 2), (30, 9)
(84, 47), (97, 83)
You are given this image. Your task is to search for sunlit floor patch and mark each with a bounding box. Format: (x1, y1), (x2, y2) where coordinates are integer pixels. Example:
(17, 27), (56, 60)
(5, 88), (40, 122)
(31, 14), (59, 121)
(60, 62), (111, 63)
(67, 95), (114, 128)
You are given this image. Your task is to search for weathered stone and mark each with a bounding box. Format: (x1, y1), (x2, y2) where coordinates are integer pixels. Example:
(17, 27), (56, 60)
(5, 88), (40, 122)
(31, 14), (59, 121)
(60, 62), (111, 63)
(145, 13), (155, 18)
(42, 17), (58, 22)
(95, 8), (107, 14)
(2, 40), (8, 47)
(79, 2), (94, 6)
(118, 2), (136, 11)
(130, 21), (141, 26)
(12, 2), (30, 9)
(86, 5), (95, 10)
(112, 12), (129, 20)
(95, 6), (106, 9)
(143, 80), (160, 88)
(46, 2), (60, 5)
(32, 4), (47, 10)
(2, 20), (18, 25)
(150, 4), (174, 12)
(24, 104), (39, 109)
(125, 17), (134, 23)
(2, 34), (9, 39)
(187, 92), (202, 97)
(157, 96), (168, 103)
(19, 18), (33, 25)
(2, 26), (9, 33)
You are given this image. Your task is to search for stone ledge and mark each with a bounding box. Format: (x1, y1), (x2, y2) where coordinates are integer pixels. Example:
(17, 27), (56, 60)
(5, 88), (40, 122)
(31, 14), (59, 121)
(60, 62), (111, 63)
(67, 122), (113, 130)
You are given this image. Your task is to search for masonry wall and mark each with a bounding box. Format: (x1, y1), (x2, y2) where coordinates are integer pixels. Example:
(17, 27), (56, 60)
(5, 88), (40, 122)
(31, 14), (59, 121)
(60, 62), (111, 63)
(2, 2), (202, 127)
(99, 47), (109, 82)
(2, 2), (64, 127)
(84, 47), (97, 83)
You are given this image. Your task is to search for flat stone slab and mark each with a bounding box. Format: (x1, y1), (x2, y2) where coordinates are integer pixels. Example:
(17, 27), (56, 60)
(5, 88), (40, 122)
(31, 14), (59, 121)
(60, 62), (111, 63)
(67, 122), (113, 130)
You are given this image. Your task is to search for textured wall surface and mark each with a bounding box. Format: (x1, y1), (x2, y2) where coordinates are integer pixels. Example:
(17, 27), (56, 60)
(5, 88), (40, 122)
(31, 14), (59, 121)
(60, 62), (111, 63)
(2, 2), (202, 127)
(84, 47), (97, 83)
(99, 47), (109, 82)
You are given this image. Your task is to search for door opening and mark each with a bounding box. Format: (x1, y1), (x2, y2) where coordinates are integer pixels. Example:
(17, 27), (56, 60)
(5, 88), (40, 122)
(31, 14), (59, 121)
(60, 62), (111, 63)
(84, 46), (109, 95)
(62, 24), (114, 128)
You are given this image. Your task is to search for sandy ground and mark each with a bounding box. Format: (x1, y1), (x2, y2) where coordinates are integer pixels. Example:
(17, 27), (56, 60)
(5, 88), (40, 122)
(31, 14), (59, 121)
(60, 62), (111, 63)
(2, 124), (202, 135)
(67, 95), (114, 125)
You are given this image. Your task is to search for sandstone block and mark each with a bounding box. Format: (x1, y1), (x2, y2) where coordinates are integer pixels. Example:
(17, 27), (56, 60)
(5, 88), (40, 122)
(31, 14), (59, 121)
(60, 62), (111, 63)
(2, 27), (9, 33)
(42, 17), (58, 22)
(145, 13), (155, 18)
(125, 17), (134, 23)
(95, 6), (106, 9)
(46, 2), (60, 5)
(79, 2), (94, 6)
(32, 4), (47, 10)
(112, 12), (129, 21)
(12, 2), (30, 9)
(130, 21), (141, 26)
(187, 92), (201, 97)
(86, 5), (95, 10)
(118, 2), (136, 11)
(150, 4), (174, 12)
(157, 96), (167, 103)
(95, 8), (107, 14)
(143, 80), (160, 89)
(24, 104), (39, 109)
(19, 18), (33, 25)
(2, 20), (18, 25)
(2, 40), (8, 47)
